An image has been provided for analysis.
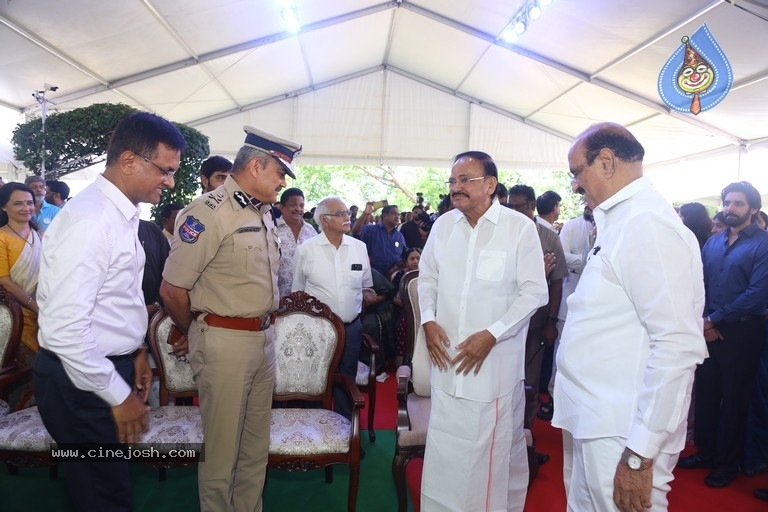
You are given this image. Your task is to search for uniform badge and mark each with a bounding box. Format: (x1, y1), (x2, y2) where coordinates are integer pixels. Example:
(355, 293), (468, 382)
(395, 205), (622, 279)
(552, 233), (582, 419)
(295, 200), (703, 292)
(233, 191), (250, 208)
(179, 215), (206, 244)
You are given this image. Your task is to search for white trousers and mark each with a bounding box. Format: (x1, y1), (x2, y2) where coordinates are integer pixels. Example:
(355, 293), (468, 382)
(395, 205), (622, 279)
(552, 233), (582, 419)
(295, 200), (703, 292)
(421, 381), (528, 512)
(562, 431), (678, 512)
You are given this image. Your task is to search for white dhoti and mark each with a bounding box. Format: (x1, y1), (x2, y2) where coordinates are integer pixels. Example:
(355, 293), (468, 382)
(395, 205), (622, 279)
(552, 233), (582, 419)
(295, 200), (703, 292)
(421, 380), (528, 512)
(562, 431), (678, 512)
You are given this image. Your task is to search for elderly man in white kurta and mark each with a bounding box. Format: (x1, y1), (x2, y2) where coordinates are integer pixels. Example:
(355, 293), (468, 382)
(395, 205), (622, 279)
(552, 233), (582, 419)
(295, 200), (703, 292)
(553, 122), (707, 512)
(419, 151), (548, 512)
(292, 196), (372, 420)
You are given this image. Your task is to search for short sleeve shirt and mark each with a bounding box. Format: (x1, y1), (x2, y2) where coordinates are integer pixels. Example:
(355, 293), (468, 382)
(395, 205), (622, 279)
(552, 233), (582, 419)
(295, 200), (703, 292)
(162, 175), (280, 318)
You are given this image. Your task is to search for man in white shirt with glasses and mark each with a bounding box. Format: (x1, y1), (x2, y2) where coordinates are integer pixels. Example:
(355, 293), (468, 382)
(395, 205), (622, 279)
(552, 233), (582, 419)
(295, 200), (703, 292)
(418, 150), (548, 512)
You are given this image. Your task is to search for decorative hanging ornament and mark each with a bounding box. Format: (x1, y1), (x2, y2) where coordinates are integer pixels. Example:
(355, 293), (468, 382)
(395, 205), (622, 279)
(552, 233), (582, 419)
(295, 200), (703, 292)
(657, 23), (732, 115)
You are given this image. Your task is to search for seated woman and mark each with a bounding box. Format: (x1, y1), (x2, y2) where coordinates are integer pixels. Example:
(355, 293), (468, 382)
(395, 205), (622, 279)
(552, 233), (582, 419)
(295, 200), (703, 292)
(0, 182), (42, 410)
(391, 247), (421, 368)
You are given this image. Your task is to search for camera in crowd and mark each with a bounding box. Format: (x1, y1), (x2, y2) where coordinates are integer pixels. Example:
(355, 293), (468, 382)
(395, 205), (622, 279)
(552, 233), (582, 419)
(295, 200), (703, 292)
(417, 211), (434, 233)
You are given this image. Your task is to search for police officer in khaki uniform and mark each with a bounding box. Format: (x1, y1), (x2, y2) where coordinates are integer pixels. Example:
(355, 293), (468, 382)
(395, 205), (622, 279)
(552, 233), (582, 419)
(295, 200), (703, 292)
(160, 126), (301, 512)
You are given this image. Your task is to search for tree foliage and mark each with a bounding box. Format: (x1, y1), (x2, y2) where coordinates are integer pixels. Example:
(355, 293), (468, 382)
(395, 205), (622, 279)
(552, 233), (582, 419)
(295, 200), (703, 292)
(293, 165), (585, 221)
(12, 101), (583, 222)
(12, 103), (137, 178)
(12, 103), (209, 223)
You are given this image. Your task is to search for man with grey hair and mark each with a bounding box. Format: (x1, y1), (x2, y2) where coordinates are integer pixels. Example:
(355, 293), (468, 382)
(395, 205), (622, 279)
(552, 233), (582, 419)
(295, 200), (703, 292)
(25, 175), (61, 234)
(292, 196), (372, 419)
(161, 126), (301, 512)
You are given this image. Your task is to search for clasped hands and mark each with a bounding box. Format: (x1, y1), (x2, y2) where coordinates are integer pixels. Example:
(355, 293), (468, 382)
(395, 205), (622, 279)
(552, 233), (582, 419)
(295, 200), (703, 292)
(423, 321), (495, 375)
(703, 319), (723, 343)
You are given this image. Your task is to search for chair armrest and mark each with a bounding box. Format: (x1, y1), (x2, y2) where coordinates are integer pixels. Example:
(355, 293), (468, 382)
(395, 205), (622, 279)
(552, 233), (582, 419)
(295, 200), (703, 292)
(361, 332), (380, 354)
(395, 364), (412, 432)
(335, 373), (365, 409)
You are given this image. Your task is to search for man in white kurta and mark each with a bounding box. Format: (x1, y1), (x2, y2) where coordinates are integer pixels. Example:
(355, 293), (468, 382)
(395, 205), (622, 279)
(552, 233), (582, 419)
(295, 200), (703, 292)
(419, 151), (548, 512)
(553, 122), (707, 512)
(292, 196), (373, 419)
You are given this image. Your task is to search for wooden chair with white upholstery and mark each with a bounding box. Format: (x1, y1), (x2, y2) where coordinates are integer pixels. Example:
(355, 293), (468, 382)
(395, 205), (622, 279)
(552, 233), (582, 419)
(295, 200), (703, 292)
(392, 270), (431, 512)
(141, 309), (203, 481)
(0, 289), (56, 477)
(269, 291), (364, 512)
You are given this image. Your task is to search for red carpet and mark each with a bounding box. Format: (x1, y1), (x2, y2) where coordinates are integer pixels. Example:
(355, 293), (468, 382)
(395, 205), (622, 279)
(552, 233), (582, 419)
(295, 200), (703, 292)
(365, 379), (768, 511)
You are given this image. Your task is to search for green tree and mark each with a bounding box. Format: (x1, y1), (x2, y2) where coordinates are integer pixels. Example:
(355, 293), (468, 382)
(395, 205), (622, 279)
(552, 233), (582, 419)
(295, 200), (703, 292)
(12, 103), (136, 177)
(293, 165), (449, 213)
(12, 103), (209, 223)
(292, 165), (583, 220)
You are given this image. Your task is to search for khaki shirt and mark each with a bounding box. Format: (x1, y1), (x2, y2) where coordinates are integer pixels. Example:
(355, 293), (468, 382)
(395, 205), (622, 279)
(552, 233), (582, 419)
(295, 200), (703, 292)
(163, 175), (279, 318)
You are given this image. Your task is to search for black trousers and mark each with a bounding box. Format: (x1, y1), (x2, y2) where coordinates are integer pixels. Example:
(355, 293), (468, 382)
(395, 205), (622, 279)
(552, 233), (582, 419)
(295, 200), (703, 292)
(34, 349), (135, 512)
(334, 318), (363, 420)
(693, 317), (765, 471)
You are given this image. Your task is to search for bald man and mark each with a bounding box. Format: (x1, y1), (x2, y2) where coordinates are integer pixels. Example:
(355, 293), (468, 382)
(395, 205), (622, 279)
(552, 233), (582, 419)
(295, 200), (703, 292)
(552, 123), (707, 512)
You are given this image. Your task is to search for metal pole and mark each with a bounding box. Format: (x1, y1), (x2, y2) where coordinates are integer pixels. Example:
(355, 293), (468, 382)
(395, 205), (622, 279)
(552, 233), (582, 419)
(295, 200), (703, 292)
(40, 95), (46, 181)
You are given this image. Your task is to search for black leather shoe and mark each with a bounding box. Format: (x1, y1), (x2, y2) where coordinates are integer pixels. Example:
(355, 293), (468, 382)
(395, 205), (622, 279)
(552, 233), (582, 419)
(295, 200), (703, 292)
(537, 397), (554, 421)
(704, 468), (737, 488)
(754, 488), (768, 503)
(677, 453), (715, 469)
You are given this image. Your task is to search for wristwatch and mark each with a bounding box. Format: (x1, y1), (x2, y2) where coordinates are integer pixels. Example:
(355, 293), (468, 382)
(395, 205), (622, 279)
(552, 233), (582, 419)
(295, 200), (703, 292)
(623, 450), (652, 471)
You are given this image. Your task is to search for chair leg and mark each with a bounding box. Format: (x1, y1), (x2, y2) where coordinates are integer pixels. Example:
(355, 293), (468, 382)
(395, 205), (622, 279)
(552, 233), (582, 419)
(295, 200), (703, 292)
(325, 465), (333, 483)
(368, 387), (376, 444)
(392, 452), (410, 512)
(6, 462), (17, 475)
(159, 467), (167, 482)
(49, 463), (58, 480)
(348, 458), (360, 512)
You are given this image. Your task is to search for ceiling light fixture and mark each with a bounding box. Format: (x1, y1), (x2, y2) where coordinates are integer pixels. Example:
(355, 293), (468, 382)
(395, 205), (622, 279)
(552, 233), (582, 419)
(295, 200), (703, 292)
(280, 0), (301, 34)
(498, 0), (552, 44)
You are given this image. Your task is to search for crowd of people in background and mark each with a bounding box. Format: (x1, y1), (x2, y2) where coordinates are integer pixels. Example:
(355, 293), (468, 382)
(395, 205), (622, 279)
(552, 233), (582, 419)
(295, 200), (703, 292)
(5, 116), (768, 512)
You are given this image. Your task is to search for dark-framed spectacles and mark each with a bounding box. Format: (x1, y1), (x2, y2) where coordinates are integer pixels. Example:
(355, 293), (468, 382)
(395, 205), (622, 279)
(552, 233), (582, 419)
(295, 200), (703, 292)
(133, 151), (177, 179)
(445, 176), (488, 187)
(569, 162), (588, 180)
(323, 210), (351, 218)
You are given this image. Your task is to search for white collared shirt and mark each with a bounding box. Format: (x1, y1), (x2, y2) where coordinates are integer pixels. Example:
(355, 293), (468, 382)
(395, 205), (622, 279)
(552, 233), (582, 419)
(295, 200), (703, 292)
(556, 216), (594, 319)
(536, 216), (557, 233)
(553, 177), (707, 458)
(291, 231), (373, 323)
(418, 200), (548, 402)
(37, 174), (147, 407)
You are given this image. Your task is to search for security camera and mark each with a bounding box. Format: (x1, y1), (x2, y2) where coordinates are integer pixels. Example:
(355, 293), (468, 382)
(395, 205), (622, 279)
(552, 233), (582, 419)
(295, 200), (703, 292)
(43, 83), (59, 92)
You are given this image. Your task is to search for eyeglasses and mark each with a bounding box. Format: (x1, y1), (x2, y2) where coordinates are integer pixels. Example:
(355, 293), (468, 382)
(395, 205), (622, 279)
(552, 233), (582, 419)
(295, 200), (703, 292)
(133, 152), (177, 179)
(445, 176), (488, 187)
(508, 202), (529, 210)
(569, 162), (588, 180)
(323, 210), (351, 218)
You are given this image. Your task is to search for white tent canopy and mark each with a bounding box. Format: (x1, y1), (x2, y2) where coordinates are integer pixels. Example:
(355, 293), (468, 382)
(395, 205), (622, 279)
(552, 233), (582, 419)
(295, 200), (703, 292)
(1, 0), (767, 201)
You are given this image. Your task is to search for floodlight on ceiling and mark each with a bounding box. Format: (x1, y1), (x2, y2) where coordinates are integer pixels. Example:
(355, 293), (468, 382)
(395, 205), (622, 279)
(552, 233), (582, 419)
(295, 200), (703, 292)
(498, 0), (552, 44)
(280, 0), (301, 34)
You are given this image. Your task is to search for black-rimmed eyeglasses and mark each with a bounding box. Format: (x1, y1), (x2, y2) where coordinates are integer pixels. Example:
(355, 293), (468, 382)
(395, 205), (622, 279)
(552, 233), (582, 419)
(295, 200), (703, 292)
(133, 152), (177, 179)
